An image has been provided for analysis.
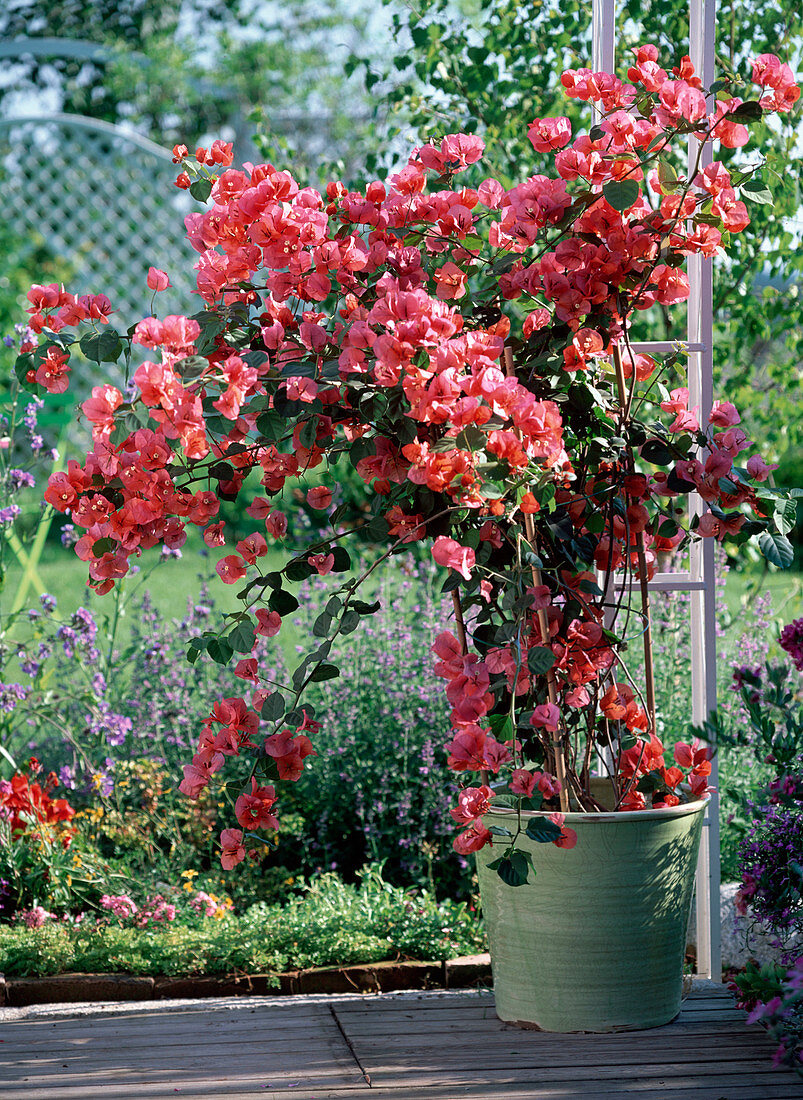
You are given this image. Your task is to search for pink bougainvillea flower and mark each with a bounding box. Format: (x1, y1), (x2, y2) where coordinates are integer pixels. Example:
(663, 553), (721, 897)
(708, 400), (740, 427)
(31, 346), (71, 393)
(264, 730), (317, 781)
(450, 785), (493, 825)
(510, 769), (538, 798)
(216, 554), (247, 584)
(236, 532), (268, 563)
(308, 552), (335, 575)
(548, 812), (578, 849)
(432, 536), (475, 579)
(306, 486), (332, 509)
(255, 609), (282, 637)
(219, 827), (246, 869)
(146, 267), (172, 291)
(234, 658), (259, 682)
(245, 497), (273, 520)
(746, 455), (778, 482)
(453, 820), (492, 854)
(531, 703), (561, 732)
(203, 521), (226, 547)
(234, 777), (279, 831)
(527, 116), (572, 152)
(265, 511), (289, 538)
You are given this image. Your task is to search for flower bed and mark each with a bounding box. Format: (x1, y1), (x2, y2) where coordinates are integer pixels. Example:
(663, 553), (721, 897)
(0, 866), (485, 980)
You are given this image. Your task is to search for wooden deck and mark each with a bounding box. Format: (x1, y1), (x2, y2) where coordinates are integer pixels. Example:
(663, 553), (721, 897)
(0, 985), (799, 1100)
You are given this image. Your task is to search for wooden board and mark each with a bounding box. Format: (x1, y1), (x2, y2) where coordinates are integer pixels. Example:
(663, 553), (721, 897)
(0, 987), (799, 1100)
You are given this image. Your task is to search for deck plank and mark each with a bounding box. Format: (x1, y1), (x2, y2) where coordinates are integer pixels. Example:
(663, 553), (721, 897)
(0, 986), (798, 1100)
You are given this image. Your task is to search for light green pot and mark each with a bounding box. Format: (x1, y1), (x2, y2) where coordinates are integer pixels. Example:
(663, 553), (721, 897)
(475, 794), (708, 1032)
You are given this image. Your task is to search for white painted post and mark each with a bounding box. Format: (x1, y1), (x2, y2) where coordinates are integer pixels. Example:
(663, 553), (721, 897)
(591, 0), (616, 73)
(590, 0), (722, 981)
(688, 0), (722, 982)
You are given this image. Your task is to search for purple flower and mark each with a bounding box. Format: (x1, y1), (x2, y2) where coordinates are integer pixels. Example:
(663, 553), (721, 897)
(8, 469), (35, 491)
(39, 593), (57, 614)
(58, 765), (77, 789)
(0, 504), (21, 525)
(780, 617), (803, 673)
(0, 682), (30, 713)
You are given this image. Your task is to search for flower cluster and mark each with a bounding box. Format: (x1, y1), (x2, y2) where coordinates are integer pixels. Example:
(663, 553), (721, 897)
(19, 47), (800, 879)
(0, 761), (75, 842)
(100, 892), (178, 927)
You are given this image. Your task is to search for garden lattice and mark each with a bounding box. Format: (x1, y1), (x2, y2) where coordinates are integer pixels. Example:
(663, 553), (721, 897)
(0, 109), (197, 607)
(0, 112), (197, 332)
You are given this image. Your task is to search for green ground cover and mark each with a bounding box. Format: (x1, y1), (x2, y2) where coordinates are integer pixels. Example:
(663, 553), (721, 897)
(0, 867), (486, 978)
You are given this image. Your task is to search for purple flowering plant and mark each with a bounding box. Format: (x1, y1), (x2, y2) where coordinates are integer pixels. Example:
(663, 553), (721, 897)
(708, 616), (803, 1075)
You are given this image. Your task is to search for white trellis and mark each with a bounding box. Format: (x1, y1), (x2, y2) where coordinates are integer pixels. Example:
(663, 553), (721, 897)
(592, 0), (721, 980)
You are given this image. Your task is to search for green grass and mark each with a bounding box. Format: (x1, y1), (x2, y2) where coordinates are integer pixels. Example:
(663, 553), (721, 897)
(7, 535), (803, 626)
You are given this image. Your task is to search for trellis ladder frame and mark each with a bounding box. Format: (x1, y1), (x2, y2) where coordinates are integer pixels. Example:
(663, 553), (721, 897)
(592, 0), (721, 981)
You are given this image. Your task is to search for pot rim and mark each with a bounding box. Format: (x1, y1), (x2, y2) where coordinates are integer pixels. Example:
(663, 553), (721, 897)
(484, 793), (710, 825)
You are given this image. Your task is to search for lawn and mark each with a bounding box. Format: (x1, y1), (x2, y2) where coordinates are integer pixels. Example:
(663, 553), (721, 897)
(7, 535), (801, 648)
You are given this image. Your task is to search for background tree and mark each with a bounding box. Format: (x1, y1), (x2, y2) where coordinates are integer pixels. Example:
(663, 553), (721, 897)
(0, 0), (375, 173)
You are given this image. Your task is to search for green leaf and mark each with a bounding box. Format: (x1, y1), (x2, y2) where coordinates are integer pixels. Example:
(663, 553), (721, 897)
(488, 825), (512, 837)
(527, 647), (556, 675)
(657, 160), (679, 192)
(757, 531), (794, 569)
(640, 439), (675, 466)
(313, 611), (332, 637)
(207, 637), (233, 665)
(228, 619), (256, 653)
(284, 558), (314, 582)
(269, 589), (300, 615)
(729, 100), (763, 121)
(774, 498), (797, 536)
(364, 515), (389, 540)
(189, 178), (213, 202)
(495, 850), (531, 887)
(261, 692), (285, 722)
(741, 178), (773, 205)
(256, 411), (287, 442)
(340, 610), (362, 634)
(309, 663), (340, 682)
(525, 818), (563, 844)
(329, 545), (352, 572)
(175, 355), (209, 382)
(602, 179), (640, 212)
(487, 713), (514, 741)
(350, 599), (381, 615)
(79, 329), (123, 364)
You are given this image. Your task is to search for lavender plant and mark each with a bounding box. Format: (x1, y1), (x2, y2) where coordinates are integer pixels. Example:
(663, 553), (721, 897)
(284, 556), (467, 896)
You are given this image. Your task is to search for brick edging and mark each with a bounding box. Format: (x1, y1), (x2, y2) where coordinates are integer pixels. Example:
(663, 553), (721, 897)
(0, 954), (491, 1007)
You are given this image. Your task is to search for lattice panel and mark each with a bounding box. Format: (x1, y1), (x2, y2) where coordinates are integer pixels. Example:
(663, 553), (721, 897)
(0, 115), (198, 332)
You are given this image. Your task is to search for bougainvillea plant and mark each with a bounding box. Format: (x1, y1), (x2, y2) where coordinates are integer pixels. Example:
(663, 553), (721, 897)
(17, 48), (801, 882)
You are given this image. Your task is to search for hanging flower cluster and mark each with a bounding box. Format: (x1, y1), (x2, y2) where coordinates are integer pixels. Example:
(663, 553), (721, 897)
(19, 49), (800, 881)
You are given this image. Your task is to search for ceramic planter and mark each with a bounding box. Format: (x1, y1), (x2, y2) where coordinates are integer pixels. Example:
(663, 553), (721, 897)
(475, 794), (708, 1032)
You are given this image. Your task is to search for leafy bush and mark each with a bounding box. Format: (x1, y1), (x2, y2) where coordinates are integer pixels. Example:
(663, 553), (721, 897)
(283, 559), (466, 895)
(0, 865), (485, 977)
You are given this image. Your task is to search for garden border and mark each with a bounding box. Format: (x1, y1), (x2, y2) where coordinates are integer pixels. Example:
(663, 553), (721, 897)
(0, 953), (492, 1007)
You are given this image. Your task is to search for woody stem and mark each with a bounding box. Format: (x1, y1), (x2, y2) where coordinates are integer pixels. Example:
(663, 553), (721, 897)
(451, 589), (489, 788)
(612, 343), (657, 738)
(502, 343), (570, 813)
